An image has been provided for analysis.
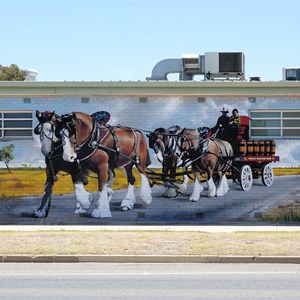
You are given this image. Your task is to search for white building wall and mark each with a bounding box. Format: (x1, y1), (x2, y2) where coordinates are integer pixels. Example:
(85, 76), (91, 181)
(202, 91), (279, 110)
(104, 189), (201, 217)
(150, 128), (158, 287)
(0, 95), (300, 168)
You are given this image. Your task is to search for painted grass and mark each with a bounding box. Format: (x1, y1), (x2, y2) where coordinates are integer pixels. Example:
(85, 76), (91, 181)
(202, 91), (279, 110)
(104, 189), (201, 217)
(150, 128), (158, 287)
(0, 167), (299, 198)
(0, 169), (140, 198)
(0, 231), (299, 256)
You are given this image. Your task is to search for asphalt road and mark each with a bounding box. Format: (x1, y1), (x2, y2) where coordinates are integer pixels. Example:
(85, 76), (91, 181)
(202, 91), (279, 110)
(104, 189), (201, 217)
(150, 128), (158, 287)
(0, 175), (299, 225)
(0, 263), (299, 300)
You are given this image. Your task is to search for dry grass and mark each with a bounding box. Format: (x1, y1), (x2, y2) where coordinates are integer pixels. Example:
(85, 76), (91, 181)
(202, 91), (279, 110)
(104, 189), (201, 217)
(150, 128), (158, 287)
(262, 202), (300, 222)
(0, 168), (141, 198)
(0, 231), (299, 256)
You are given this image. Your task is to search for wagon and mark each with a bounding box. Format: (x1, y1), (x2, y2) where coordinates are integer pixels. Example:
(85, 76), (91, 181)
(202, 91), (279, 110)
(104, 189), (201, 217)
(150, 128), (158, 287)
(146, 116), (280, 194)
(224, 116), (280, 191)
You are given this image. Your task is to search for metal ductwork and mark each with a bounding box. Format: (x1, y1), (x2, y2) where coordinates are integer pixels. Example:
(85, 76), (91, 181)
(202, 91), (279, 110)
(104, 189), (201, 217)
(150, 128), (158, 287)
(146, 52), (245, 81)
(146, 58), (182, 81)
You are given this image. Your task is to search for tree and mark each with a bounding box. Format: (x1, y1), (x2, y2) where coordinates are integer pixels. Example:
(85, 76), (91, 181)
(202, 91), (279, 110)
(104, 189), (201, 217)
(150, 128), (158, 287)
(0, 64), (25, 81)
(0, 144), (15, 173)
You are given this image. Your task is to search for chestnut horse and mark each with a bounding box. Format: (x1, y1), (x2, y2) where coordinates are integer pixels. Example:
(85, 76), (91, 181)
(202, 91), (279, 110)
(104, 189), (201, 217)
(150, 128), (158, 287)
(147, 126), (188, 198)
(34, 110), (97, 217)
(175, 128), (234, 200)
(60, 112), (152, 218)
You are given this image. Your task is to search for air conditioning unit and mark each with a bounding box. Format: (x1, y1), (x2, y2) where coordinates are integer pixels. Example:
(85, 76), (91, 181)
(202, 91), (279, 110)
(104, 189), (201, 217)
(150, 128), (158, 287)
(282, 68), (300, 81)
(204, 52), (245, 80)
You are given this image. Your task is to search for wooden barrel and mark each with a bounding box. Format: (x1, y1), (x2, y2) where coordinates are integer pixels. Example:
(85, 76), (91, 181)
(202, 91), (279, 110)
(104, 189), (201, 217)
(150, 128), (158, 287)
(265, 141), (271, 156)
(239, 141), (247, 156)
(247, 141), (253, 155)
(259, 141), (265, 155)
(253, 141), (260, 155)
(271, 140), (276, 155)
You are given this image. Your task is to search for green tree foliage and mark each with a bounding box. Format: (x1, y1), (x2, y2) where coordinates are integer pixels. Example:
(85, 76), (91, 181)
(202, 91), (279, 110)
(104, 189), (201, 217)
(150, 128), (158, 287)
(0, 144), (15, 173)
(0, 64), (25, 81)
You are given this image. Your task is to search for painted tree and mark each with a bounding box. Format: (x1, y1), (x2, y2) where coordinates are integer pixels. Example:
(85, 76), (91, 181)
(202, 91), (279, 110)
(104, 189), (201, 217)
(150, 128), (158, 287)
(0, 144), (15, 173)
(0, 64), (25, 81)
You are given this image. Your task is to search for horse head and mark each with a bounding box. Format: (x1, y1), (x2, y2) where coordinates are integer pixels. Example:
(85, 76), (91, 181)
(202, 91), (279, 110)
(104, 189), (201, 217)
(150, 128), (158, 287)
(60, 112), (78, 162)
(147, 128), (168, 163)
(35, 110), (62, 157)
(147, 126), (185, 170)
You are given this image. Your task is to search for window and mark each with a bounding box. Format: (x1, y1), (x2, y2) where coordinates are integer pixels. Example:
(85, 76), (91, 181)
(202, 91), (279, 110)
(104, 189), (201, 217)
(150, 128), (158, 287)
(0, 111), (33, 139)
(250, 110), (300, 138)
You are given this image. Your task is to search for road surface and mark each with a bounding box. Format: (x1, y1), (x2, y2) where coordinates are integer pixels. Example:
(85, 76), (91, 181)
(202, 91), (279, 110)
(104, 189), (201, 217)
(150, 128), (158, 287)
(0, 263), (299, 299)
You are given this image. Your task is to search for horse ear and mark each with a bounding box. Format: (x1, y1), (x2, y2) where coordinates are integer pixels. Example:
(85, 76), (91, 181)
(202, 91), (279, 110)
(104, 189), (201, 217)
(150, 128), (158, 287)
(146, 134), (150, 138)
(36, 110), (42, 118)
(49, 111), (55, 120)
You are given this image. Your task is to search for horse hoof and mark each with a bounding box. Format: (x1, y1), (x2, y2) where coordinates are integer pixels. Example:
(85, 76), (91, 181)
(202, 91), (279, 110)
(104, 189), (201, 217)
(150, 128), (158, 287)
(92, 208), (112, 219)
(33, 210), (46, 218)
(188, 194), (200, 202)
(74, 207), (87, 215)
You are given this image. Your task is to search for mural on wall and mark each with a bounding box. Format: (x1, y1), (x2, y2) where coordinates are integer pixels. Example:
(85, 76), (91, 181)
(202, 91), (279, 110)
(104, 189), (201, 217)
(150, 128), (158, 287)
(3, 96), (300, 168)
(0, 95), (299, 225)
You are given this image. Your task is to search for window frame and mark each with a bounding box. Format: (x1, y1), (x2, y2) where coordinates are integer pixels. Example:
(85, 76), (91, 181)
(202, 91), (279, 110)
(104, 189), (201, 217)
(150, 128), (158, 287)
(0, 110), (33, 139)
(249, 109), (300, 138)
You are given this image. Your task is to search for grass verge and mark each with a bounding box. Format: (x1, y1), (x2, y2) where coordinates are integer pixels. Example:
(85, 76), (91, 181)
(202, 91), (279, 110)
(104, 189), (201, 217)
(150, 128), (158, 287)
(0, 231), (300, 256)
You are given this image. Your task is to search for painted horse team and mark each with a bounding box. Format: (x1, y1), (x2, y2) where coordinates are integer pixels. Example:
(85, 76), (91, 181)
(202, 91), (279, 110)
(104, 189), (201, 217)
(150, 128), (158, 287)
(34, 106), (237, 219)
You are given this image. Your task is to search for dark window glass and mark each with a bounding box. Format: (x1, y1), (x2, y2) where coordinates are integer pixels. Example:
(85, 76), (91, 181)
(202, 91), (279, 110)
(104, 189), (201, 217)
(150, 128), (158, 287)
(251, 120), (280, 127)
(251, 129), (281, 137)
(283, 129), (300, 137)
(4, 120), (32, 128)
(4, 130), (32, 137)
(4, 112), (32, 118)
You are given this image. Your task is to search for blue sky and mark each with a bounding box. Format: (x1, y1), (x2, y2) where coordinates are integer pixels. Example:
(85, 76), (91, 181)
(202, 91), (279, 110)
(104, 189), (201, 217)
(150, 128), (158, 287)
(1, 0), (299, 82)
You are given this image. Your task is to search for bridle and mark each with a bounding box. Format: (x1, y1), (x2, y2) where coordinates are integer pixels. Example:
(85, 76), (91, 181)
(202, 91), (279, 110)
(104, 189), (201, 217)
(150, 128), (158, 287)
(34, 111), (63, 155)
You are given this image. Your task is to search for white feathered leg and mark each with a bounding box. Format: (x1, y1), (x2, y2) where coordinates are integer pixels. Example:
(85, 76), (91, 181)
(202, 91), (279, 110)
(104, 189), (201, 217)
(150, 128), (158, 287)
(120, 184), (136, 211)
(178, 174), (188, 193)
(74, 182), (94, 214)
(207, 177), (216, 198)
(216, 173), (230, 196)
(138, 173), (152, 205)
(92, 184), (112, 218)
(189, 176), (203, 202)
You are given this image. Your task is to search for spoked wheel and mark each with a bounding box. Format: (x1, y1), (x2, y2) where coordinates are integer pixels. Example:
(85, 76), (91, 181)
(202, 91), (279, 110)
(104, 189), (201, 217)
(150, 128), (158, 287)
(262, 164), (274, 187)
(239, 165), (253, 191)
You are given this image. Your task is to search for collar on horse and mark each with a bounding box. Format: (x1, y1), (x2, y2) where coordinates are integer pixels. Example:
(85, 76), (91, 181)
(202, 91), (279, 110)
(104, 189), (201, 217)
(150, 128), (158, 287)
(74, 120), (101, 161)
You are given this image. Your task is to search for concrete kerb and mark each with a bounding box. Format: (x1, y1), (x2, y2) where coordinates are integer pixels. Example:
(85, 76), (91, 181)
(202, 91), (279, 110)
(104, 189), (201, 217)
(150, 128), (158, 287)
(1, 225), (300, 232)
(1, 255), (300, 264)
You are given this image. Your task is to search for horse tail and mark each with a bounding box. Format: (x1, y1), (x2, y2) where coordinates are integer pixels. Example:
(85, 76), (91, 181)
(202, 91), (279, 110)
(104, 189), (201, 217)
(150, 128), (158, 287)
(213, 139), (233, 172)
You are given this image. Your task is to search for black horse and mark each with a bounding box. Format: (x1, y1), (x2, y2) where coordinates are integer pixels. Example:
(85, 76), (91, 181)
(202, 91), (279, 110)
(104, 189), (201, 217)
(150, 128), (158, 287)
(147, 126), (188, 197)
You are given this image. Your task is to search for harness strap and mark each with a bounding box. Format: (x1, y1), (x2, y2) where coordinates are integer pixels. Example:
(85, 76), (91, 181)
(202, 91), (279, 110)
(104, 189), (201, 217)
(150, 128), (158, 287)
(131, 128), (139, 165)
(105, 124), (120, 166)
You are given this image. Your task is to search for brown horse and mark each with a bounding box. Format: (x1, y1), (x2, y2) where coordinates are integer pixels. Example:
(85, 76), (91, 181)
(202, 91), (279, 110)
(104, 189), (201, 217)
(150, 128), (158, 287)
(34, 110), (96, 217)
(175, 128), (234, 200)
(60, 112), (152, 218)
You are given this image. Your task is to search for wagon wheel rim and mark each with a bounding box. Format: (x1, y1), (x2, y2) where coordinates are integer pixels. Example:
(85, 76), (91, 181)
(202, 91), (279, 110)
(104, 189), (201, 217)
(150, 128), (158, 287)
(240, 165), (253, 191)
(262, 164), (274, 187)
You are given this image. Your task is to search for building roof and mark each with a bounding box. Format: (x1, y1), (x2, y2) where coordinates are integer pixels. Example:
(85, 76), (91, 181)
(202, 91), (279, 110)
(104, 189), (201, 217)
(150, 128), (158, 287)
(1, 80), (300, 97)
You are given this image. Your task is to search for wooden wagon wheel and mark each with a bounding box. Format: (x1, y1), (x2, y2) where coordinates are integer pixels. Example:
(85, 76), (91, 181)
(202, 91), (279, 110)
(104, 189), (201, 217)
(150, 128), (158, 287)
(239, 165), (253, 191)
(261, 164), (274, 187)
